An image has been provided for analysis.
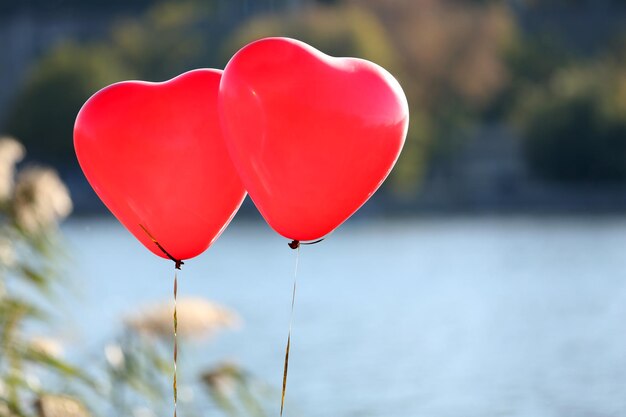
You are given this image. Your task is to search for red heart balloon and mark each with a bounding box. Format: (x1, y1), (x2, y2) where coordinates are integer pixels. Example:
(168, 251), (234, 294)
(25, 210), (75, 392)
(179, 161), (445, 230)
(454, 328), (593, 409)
(74, 69), (246, 262)
(219, 38), (409, 241)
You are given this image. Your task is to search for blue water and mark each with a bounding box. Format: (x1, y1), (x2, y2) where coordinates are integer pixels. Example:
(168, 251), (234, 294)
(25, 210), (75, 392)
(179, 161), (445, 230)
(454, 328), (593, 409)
(61, 216), (626, 417)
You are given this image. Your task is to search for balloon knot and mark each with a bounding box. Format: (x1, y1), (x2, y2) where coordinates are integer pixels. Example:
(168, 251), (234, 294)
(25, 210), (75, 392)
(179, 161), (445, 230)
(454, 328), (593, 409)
(287, 238), (325, 249)
(139, 224), (184, 270)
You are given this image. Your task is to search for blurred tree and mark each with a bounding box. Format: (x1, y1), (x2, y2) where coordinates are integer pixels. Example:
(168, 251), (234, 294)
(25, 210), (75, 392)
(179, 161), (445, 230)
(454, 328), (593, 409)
(108, 1), (212, 82)
(487, 33), (574, 121)
(5, 44), (132, 164)
(358, 0), (516, 116)
(514, 62), (626, 182)
(349, 0), (518, 186)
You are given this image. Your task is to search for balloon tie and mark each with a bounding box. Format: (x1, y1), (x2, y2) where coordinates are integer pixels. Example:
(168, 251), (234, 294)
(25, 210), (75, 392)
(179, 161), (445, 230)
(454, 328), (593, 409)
(139, 224), (184, 269)
(173, 271), (178, 417)
(287, 238), (324, 250)
(280, 245), (300, 416)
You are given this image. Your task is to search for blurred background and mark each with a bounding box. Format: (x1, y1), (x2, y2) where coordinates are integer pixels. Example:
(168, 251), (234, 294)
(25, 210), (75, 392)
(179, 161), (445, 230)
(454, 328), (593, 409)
(2, 0), (626, 416)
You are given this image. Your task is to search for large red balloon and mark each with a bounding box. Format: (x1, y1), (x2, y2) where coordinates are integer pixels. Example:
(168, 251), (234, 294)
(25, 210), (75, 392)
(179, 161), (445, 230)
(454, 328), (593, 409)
(219, 38), (409, 241)
(74, 69), (246, 261)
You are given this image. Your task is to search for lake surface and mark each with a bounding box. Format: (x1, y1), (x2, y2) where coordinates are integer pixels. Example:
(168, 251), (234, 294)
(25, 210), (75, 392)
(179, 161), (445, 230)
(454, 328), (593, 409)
(61, 216), (626, 417)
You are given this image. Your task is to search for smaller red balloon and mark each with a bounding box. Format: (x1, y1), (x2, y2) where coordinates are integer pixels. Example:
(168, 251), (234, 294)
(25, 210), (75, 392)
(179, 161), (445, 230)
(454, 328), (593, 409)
(219, 38), (409, 241)
(75, 69), (246, 261)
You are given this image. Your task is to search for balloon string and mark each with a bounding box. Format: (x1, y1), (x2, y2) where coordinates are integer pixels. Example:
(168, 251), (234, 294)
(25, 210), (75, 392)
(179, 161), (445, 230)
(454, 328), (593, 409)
(139, 224), (184, 269)
(280, 245), (300, 416)
(173, 271), (178, 417)
(138, 223), (181, 417)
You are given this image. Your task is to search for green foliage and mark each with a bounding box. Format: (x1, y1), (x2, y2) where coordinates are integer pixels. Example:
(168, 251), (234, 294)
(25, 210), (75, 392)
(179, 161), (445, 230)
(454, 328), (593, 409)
(486, 32), (577, 122)
(389, 111), (432, 194)
(6, 44), (131, 163)
(109, 1), (212, 81)
(506, 35), (573, 86)
(514, 62), (626, 182)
